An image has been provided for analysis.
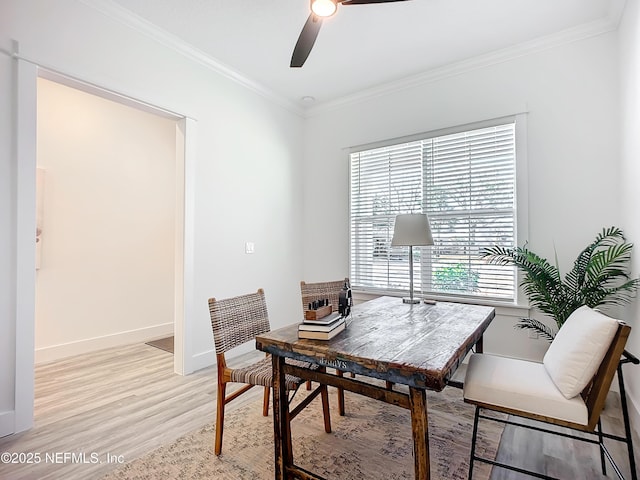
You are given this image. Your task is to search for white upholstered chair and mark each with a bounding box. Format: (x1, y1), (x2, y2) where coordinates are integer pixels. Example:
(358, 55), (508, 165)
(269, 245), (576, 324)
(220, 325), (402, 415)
(463, 306), (632, 479)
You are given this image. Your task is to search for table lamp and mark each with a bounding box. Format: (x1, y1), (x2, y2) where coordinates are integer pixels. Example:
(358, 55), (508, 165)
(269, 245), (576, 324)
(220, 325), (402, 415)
(391, 213), (434, 304)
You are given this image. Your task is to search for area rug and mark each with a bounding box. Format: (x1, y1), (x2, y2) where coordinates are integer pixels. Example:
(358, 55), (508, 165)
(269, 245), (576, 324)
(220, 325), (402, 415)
(101, 386), (502, 480)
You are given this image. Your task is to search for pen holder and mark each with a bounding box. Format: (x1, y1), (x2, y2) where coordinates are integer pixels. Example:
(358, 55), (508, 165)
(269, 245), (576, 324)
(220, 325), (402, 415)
(305, 304), (333, 320)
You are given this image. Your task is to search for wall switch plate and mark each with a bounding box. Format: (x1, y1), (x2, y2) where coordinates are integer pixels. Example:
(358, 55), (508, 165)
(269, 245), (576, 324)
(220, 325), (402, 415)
(245, 242), (255, 254)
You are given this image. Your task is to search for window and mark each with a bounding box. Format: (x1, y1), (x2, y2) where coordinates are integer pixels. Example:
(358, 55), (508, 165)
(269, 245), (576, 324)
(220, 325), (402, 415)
(349, 118), (521, 302)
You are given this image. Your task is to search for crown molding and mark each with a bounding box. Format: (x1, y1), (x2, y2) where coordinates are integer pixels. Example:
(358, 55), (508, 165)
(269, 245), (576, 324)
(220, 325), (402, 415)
(78, 0), (626, 120)
(305, 2), (626, 118)
(607, 0), (628, 29)
(79, 0), (305, 117)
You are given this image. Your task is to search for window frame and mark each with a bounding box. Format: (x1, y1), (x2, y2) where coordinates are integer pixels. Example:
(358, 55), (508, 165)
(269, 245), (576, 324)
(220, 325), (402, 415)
(347, 114), (529, 306)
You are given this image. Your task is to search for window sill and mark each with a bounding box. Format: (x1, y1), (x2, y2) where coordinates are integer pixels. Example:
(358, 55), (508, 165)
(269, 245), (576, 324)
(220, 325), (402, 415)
(352, 289), (530, 317)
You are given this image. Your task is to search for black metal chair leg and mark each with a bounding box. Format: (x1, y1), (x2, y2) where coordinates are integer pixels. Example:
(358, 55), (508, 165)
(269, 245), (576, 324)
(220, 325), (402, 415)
(597, 419), (607, 476)
(468, 407), (480, 480)
(618, 360), (638, 480)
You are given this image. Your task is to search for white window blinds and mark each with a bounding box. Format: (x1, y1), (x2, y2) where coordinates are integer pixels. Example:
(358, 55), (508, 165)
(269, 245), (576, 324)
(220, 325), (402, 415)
(350, 122), (517, 301)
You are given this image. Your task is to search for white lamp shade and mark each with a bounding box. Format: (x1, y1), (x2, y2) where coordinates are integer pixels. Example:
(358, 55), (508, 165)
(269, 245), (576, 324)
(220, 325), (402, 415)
(391, 214), (434, 246)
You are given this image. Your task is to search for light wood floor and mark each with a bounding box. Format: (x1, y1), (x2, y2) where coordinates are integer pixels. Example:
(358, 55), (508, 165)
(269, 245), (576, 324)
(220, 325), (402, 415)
(0, 343), (637, 479)
(0, 343), (264, 480)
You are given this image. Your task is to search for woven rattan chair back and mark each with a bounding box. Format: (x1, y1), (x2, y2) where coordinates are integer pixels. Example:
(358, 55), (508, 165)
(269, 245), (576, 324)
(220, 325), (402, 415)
(300, 278), (349, 316)
(209, 288), (270, 354)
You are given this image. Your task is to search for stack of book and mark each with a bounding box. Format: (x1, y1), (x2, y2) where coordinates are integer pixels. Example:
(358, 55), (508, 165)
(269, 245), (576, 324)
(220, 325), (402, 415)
(298, 311), (346, 340)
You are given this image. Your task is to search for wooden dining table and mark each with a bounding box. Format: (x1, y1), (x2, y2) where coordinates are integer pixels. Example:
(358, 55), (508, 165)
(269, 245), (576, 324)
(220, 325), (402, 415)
(256, 295), (495, 480)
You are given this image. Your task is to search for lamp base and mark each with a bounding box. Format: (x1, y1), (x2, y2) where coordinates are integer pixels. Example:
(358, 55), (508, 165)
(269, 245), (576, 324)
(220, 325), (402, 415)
(402, 297), (421, 304)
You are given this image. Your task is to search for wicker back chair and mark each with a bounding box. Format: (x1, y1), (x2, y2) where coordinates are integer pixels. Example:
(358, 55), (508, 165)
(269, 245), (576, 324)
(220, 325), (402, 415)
(209, 288), (331, 456)
(300, 278), (348, 316)
(300, 278), (352, 414)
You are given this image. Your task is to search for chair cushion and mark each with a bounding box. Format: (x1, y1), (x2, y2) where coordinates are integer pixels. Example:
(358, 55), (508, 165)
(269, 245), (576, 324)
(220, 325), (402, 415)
(543, 306), (619, 399)
(230, 356), (318, 390)
(463, 354), (588, 425)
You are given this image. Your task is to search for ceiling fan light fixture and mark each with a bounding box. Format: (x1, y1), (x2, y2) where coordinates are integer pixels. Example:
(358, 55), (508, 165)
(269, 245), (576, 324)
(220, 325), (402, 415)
(311, 0), (337, 17)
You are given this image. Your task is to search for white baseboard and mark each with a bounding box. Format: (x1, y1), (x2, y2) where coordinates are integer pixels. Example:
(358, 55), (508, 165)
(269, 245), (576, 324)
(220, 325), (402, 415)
(0, 410), (16, 438)
(35, 323), (174, 364)
(191, 348), (216, 372)
(190, 342), (258, 373)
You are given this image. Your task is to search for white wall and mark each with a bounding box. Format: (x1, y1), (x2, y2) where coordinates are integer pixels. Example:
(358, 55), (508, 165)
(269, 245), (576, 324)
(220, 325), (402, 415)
(619, 0), (640, 437)
(0, 0), (305, 434)
(302, 33), (621, 361)
(34, 77), (176, 362)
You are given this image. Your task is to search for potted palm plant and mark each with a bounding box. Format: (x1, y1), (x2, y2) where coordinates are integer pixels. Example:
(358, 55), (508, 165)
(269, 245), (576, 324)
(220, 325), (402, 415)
(482, 226), (639, 341)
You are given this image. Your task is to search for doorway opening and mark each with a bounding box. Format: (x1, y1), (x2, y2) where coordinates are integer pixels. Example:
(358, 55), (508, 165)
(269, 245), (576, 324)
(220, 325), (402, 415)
(35, 75), (179, 364)
(11, 59), (195, 435)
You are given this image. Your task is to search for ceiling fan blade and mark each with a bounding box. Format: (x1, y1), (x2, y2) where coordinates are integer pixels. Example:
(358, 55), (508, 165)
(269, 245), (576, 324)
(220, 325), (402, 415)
(342, 0), (410, 4)
(290, 14), (323, 68)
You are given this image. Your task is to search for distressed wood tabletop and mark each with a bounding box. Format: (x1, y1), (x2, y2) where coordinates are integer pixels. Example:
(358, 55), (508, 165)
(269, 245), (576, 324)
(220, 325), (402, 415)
(256, 296), (495, 391)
